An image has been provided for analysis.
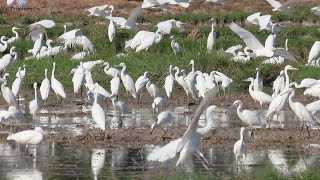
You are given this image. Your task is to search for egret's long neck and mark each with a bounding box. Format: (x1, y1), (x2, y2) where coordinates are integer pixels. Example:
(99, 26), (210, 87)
(256, 71), (260, 79)
(248, 80), (254, 94)
(13, 29), (19, 38)
(121, 66), (126, 76)
(174, 68), (180, 80)
(237, 103), (243, 114)
(284, 68), (289, 90)
(285, 39), (288, 50)
(240, 130), (244, 142)
(47, 41), (52, 49)
(288, 90), (295, 107)
(52, 65), (56, 79)
(45, 70), (48, 79)
(94, 92), (98, 104)
(34, 86), (37, 100)
(169, 66), (173, 77)
(198, 111), (213, 135)
(155, 31), (162, 44)
(211, 22), (215, 32)
(191, 62), (195, 73)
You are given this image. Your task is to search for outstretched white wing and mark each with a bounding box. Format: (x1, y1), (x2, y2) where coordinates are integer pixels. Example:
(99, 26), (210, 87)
(273, 48), (297, 62)
(157, 20), (174, 34)
(246, 12), (261, 25)
(266, 0), (281, 9)
(225, 44), (243, 56)
(126, 6), (143, 25)
(147, 138), (181, 162)
(258, 15), (272, 30)
(28, 20), (55, 29)
(229, 22), (264, 52)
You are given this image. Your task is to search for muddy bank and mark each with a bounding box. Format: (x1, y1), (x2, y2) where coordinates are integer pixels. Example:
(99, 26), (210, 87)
(2, 123), (320, 155)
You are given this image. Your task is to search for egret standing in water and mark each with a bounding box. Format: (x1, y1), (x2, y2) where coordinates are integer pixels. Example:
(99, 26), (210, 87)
(7, 127), (43, 145)
(29, 83), (40, 119)
(51, 62), (66, 103)
(234, 127), (247, 172)
(91, 90), (106, 131)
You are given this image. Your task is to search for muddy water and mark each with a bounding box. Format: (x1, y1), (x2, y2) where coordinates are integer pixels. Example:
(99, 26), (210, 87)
(1, 141), (320, 179)
(1, 103), (318, 178)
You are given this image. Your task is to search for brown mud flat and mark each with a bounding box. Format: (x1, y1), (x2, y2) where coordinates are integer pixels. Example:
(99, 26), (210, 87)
(2, 123), (320, 155)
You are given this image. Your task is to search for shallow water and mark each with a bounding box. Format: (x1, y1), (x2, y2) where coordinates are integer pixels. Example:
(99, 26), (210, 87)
(0, 103), (316, 178)
(1, 141), (320, 179)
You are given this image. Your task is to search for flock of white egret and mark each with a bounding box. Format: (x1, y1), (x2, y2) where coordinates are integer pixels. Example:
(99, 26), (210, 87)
(2, 0), (320, 172)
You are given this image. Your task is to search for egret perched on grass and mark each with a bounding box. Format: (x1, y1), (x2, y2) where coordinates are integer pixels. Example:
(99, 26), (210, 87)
(0, 36), (8, 53)
(1, 78), (18, 108)
(156, 19), (185, 34)
(103, 62), (120, 77)
(234, 127), (247, 169)
(170, 36), (182, 56)
(51, 62), (66, 102)
(0, 46), (18, 72)
(72, 62), (85, 98)
(207, 18), (217, 53)
(244, 77), (272, 109)
(150, 111), (176, 134)
(16, 65), (27, 79)
(119, 63), (137, 98)
(7, 127), (43, 145)
(40, 69), (51, 101)
(108, 19), (115, 42)
(308, 41), (320, 64)
(29, 83), (40, 118)
(135, 71), (149, 103)
(91, 90), (106, 131)
(11, 67), (23, 98)
(147, 89), (216, 167)
(283, 65), (299, 90)
(286, 83), (320, 137)
(7, 27), (20, 44)
(164, 65), (175, 99)
(32, 33), (43, 58)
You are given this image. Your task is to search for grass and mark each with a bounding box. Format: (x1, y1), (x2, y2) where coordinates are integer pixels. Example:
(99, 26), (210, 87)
(0, 8), (319, 96)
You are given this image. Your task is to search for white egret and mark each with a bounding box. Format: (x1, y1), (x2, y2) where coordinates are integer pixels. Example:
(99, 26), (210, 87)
(146, 81), (161, 99)
(7, 127), (43, 145)
(108, 19), (115, 42)
(103, 62), (120, 77)
(71, 51), (90, 60)
(1, 78), (18, 108)
(135, 71), (149, 102)
(83, 60), (104, 72)
(164, 65), (175, 99)
(0, 36), (8, 53)
(311, 6), (320, 16)
(156, 19), (185, 34)
(111, 95), (129, 115)
(91, 90), (106, 131)
(245, 77), (272, 109)
(308, 41), (320, 64)
(286, 83), (320, 137)
(283, 65), (299, 90)
(72, 62), (85, 95)
(152, 97), (168, 114)
(125, 30), (163, 52)
(253, 68), (263, 91)
(150, 111), (176, 134)
(7, 27), (20, 44)
(51, 62), (66, 101)
(136, 30), (163, 52)
(110, 73), (121, 96)
(296, 78), (320, 89)
(16, 64), (27, 79)
(245, 12), (261, 25)
(6, 0), (28, 8)
(0, 46), (18, 72)
(29, 83), (40, 118)
(11, 70), (23, 99)
(86, 83), (111, 103)
(32, 33), (43, 58)
(266, 0), (295, 12)
(197, 73), (207, 98)
(27, 19), (55, 41)
(207, 18), (217, 53)
(230, 23), (296, 61)
(148, 90), (215, 166)
(234, 127), (247, 167)
(229, 100), (266, 135)
(58, 28), (94, 52)
(306, 100), (320, 115)
(266, 87), (293, 127)
(119, 63), (137, 98)
(212, 71), (233, 96)
(187, 59), (197, 84)
(40, 69), (51, 101)
(304, 85), (320, 98)
(106, 6), (142, 30)
(170, 36), (182, 56)
(87, 4), (113, 17)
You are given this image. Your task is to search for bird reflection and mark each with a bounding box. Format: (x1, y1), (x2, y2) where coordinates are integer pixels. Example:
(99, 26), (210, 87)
(91, 149), (106, 180)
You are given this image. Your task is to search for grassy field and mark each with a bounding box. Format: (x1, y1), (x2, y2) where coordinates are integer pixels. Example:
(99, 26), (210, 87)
(0, 2), (319, 96)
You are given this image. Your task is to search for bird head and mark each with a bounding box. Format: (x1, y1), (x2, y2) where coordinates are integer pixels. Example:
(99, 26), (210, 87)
(285, 65), (299, 71)
(244, 77), (254, 82)
(118, 62), (125, 67)
(229, 100), (242, 110)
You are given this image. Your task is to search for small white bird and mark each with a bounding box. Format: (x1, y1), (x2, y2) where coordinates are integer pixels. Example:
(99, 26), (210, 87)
(51, 62), (66, 101)
(110, 73), (121, 96)
(119, 63), (137, 98)
(151, 111), (176, 134)
(245, 77), (272, 109)
(170, 36), (183, 56)
(40, 69), (51, 101)
(111, 95), (129, 115)
(7, 127), (43, 145)
(7, 27), (20, 44)
(253, 68), (263, 91)
(29, 82), (40, 118)
(0, 46), (18, 72)
(146, 81), (161, 99)
(91, 90), (106, 130)
(0, 36), (9, 53)
(207, 18), (217, 53)
(233, 127), (247, 166)
(32, 33), (43, 58)
(164, 65), (175, 99)
(1, 78), (18, 108)
(103, 62), (120, 77)
(152, 97), (168, 114)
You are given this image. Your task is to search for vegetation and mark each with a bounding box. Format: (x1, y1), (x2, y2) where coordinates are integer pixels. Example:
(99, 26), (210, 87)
(0, 7), (319, 96)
